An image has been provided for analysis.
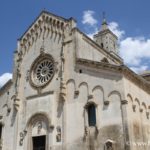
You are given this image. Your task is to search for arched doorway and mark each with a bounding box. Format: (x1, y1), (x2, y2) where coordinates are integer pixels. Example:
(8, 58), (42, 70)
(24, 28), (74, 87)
(27, 114), (50, 150)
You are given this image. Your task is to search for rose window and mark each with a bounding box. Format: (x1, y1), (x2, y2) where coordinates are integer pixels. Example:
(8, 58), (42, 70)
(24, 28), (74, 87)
(30, 55), (55, 87)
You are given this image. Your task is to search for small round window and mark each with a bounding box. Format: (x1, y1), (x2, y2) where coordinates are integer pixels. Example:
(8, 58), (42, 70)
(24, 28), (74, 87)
(30, 54), (55, 88)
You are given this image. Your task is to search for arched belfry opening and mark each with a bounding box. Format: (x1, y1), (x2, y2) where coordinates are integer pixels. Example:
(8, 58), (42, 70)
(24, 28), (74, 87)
(27, 114), (50, 150)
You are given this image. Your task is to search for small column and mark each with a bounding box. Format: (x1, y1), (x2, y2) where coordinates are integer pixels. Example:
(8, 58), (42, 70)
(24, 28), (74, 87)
(121, 100), (131, 150)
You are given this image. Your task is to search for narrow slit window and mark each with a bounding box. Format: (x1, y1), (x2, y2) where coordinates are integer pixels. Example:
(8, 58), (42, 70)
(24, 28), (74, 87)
(87, 104), (96, 126)
(0, 124), (2, 140)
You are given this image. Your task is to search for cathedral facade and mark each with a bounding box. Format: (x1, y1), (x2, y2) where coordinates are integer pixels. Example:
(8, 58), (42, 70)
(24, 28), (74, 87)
(0, 11), (150, 150)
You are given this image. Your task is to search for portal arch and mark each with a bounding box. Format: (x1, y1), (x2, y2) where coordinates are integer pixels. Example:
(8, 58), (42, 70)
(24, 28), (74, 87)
(26, 113), (50, 150)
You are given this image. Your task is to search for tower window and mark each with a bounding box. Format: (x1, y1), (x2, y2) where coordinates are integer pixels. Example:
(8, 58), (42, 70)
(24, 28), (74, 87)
(87, 104), (96, 126)
(101, 43), (104, 48)
(0, 124), (2, 140)
(79, 69), (82, 73)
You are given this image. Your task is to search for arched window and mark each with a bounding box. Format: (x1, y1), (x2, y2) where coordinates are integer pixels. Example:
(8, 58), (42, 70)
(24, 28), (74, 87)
(87, 104), (96, 126)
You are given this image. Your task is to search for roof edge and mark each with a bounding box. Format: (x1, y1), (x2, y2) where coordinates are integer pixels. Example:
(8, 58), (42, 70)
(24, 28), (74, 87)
(0, 79), (13, 96)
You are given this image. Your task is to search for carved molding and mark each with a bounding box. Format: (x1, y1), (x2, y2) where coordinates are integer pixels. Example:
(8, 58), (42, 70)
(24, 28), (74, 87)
(59, 79), (66, 101)
(19, 130), (27, 146)
(17, 11), (76, 59)
(76, 58), (150, 95)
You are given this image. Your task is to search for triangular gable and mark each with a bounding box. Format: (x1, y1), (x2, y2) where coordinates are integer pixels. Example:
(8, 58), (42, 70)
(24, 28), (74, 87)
(73, 28), (123, 65)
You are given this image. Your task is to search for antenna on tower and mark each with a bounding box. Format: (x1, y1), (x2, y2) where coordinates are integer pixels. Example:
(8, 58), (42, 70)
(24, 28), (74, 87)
(102, 12), (106, 20)
(102, 11), (107, 25)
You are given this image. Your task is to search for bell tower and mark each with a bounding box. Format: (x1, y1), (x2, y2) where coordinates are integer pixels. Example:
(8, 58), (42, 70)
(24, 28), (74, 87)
(94, 14), (118, 54)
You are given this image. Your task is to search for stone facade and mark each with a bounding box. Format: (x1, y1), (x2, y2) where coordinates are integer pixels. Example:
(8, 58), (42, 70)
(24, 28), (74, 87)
(0, 11), (150, 150)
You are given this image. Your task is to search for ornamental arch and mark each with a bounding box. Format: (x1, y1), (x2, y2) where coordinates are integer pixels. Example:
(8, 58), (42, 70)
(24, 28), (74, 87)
(26, 113), (51, 150)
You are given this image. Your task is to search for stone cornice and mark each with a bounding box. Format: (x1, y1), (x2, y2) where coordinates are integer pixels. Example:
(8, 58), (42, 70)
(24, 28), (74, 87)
(76, 58), (150, 94)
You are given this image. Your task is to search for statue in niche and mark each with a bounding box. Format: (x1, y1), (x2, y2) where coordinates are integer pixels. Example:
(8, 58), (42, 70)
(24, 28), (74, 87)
(37, 121), (42, 134)
(56, 126), (61, 142)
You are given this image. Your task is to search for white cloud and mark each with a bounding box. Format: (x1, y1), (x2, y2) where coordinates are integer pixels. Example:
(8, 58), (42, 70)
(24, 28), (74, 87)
(120, 37), (150, 65)
(82, 10), (98, 39)
(130, 65), (149, 73)
(0, 73), (12, 88)
(108, 22), (150, 73)
(87, 28), (98, 39)
(81, 10), (150, 73)
(108, 22), (125, 40)
(82, 10), (98, 26)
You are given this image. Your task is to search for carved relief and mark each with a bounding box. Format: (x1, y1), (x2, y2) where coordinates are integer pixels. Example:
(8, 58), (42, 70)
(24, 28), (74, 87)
(19, 130), (27, 146)
(37, 121), (42, 134)
(104, 140), (116, 150)
(18, 12), (68, 57)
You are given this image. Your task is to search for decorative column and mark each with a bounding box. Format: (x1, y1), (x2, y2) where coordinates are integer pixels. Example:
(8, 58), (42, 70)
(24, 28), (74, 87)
(121, 100), (131, 150)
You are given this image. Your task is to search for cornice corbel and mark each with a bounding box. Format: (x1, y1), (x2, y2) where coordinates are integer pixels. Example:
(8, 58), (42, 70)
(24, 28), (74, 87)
(139, 108), (143, 113)
(104, 100), (109, 106)
(121, 100), (128, 105)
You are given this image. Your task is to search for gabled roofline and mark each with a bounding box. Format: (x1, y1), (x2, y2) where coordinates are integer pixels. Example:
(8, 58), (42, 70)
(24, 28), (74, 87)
(94, 29), (118, 39)
(18, 10), (76, 41)
(73, 28), (123, 64)
(0, 79), (13, 96)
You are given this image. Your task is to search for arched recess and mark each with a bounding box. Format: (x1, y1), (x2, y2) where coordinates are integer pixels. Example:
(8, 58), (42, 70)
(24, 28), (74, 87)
(126, 94), (134, 149)
(127, 94), (134, 112)
(101, 91), (124, 149)
(92, 85), (104, 128)
(135, 98), (140, 108)
(92, 85), (104, 105)
(132, 98), (142, 146)
(108, 90), (121, 100)
(26, 113), (51, 150)
(78, 82), (89, 103)
(141, 102), (148, 146)
(66, 79), (76, 102)
(141, 102), (147, 112)
(107, 91), (122, 125)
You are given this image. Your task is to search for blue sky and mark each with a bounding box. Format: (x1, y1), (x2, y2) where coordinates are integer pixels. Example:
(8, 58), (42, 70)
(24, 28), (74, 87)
(0, 0), (150, 86)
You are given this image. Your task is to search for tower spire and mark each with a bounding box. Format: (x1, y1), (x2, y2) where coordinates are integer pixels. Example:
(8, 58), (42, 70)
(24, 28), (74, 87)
(94, 12), (119, 54)
(100, 12), (108, 31)
(102, 12), (107, 24)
